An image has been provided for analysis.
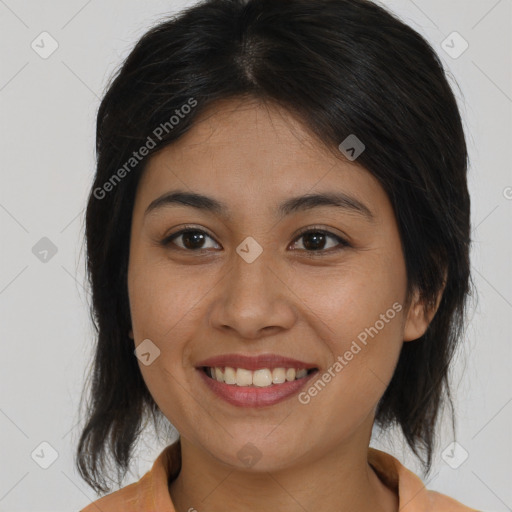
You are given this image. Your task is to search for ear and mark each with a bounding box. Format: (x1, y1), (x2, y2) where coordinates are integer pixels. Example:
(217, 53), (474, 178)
(403, 275), (446, 342)
(128, 328), (134, 340)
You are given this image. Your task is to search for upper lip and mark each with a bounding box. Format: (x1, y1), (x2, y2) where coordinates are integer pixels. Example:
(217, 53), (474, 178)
(196, 353), (318, 371)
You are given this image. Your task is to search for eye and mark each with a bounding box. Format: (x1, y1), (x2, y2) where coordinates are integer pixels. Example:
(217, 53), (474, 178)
(160, 225), (350, 253)
(161, 227), (220, 251)
(289, 228), (350, 253)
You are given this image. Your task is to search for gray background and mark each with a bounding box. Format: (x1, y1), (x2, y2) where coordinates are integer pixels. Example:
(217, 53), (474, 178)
(0, 0), (511, 510)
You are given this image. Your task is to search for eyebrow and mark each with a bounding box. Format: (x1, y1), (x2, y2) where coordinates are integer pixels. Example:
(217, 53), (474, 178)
(145, 190), (374, 221)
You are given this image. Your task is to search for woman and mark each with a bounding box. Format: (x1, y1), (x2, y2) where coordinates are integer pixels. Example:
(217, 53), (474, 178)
(77, 0), (478, 510)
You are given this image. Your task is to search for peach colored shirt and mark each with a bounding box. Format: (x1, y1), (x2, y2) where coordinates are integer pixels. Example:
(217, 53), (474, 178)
(80, 442), (478, 511)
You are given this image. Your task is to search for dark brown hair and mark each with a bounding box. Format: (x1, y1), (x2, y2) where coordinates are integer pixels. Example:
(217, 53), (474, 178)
(76, 0), (472, 494)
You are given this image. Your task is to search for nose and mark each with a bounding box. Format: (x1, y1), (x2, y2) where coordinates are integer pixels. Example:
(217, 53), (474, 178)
(208, 246), (297, 340)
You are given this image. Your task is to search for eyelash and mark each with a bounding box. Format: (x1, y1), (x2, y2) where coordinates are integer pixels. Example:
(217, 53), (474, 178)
(160, 224), (350, 255)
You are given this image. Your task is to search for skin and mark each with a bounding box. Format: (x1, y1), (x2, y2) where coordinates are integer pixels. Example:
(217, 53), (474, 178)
(127, 97), (442, 512)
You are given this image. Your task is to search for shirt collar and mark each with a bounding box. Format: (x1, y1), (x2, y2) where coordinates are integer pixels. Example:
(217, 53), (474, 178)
(144, 441), (472, 512)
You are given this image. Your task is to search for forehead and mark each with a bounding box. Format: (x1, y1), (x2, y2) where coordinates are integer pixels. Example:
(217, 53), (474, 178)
(136, 98), (387, 218)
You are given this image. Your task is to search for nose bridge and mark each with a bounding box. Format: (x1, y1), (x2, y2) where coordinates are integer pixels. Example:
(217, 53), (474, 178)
(228, 237), (278, 308)
(210, 237), (296, 337)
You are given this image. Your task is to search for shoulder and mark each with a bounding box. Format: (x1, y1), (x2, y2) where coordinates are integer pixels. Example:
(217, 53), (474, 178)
(79, 472), (152, 512)
(368, 447), (479, 511)
(426, 489), (481, 511)
(79, 442), (181, 512)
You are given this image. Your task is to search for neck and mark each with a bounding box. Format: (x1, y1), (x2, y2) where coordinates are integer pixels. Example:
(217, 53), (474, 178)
(169, 425), (398, 512)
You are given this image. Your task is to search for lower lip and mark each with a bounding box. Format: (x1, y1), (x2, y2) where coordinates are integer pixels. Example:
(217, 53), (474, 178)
(196, 368), (318, 408)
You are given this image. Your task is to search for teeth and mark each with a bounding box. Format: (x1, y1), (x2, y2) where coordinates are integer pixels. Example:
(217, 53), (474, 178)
(296, 368), (307, 379)
(253, 369), (272, 387)
(224, 366), (236, 384)
(206, 366), (312, 386)
(272, 368), (286, 384)
(236, 368), (253, 386)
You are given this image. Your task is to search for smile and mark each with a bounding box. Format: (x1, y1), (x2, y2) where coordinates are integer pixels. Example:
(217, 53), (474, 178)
(195, 353), (319, 407)
(202, 366), (315, 386)
(197, 368), (319, 407)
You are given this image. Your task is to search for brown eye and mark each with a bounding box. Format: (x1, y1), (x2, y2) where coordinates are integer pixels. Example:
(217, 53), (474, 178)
(290, 229), (349, 253)
(160, 226), (349, 254)
(162, 229), (220, 251)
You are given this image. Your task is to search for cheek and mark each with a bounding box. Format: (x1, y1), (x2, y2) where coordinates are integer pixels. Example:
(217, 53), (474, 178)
(289, 249), (406, 345)
(128, 255), (212, 340)
(128, 260), (216, 430)
(294, 253), (406, 412)
(138, 361), (197, 439)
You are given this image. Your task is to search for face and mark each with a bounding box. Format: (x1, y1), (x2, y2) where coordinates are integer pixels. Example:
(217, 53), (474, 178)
(127, 98), (430, 471)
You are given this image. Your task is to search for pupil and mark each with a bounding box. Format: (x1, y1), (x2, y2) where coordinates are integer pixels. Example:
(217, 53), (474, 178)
(303, 232), (325, 250)
(183, 231), (204, 249)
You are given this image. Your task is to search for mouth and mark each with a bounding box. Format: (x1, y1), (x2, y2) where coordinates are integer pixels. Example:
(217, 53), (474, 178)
(195, 354), (319, 408)
(201, 366), (317, 386)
